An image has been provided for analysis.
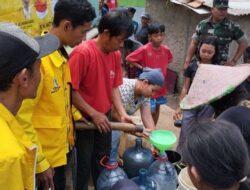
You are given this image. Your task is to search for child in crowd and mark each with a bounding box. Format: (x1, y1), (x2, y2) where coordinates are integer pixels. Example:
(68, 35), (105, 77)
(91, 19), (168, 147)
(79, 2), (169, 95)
(127, 22), (173, 125)
(182, 120), (250, 190)
(174, 36), (218, 152)
(127, 7), (139, 35)
(135, 12), (151, 45)
(99, 0), (109, 16)
(123, 39), (142, 78)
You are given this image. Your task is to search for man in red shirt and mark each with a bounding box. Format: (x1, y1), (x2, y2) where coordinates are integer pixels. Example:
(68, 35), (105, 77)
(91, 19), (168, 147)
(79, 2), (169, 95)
(69, 10), (134, 190)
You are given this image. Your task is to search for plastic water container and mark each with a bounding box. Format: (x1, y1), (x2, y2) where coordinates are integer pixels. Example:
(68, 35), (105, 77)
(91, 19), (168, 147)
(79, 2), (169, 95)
(97, 156), (128, 190)
(177, 167), (197, 190)
(147, 154), (177, 190)
(123, 138), (154, 178)
(132, 168), (157, 190)
(148, 130), (177, 190)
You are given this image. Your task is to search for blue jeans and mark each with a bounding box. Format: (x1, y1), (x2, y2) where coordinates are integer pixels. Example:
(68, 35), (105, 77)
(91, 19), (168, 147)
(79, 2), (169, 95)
(109, 130), (121, 164)
(150, 96), (167, 112)
(177, 105), (214, 153)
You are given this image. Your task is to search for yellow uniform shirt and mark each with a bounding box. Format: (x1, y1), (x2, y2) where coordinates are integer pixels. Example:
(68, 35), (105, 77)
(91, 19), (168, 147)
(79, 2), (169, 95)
(0, 103), (37, 190)
(17, 49), (82, 171)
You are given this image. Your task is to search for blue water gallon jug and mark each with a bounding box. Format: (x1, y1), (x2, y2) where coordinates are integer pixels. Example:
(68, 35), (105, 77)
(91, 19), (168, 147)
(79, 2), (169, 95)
(97, 156), (128, 190)
(123, 138), (154, 178)
(132, 168), (157, 190)
(147, 154), (177, 190)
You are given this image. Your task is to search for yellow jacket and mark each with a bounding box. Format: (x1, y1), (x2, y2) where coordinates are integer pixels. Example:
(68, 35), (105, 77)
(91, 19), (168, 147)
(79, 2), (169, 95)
(17, 49), (82, 171)
(0, 103), (36, 190)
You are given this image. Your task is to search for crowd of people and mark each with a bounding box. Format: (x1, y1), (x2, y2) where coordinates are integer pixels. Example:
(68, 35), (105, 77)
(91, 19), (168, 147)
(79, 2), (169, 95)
(0, 0), (250, 190)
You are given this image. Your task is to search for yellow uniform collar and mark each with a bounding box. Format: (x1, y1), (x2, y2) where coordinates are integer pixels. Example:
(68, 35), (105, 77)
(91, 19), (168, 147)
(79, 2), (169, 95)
(41, 30), (66, 68)
(47, 50), (67, 68)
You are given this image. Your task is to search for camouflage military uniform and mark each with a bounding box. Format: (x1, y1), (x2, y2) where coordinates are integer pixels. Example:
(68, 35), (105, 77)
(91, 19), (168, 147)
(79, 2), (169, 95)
(192, 16), (246, 65)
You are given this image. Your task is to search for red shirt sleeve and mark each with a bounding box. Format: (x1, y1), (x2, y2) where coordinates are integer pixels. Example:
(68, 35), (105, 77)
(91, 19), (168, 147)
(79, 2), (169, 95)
(113, 51), (123, 88)
(126, 46), (145, 66)
(69, 48), (88, 91)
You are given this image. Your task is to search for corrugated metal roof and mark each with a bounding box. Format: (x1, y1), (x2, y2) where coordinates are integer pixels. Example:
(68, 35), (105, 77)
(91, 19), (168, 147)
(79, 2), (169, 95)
(170, 0), (210, 14)
(228, 9), (250, 16)
(229, 0), (250, 10)
(170, 0), (250, 16)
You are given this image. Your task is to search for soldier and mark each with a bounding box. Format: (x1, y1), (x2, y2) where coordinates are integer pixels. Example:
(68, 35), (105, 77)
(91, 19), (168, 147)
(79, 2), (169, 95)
(184, 0), (248, 68)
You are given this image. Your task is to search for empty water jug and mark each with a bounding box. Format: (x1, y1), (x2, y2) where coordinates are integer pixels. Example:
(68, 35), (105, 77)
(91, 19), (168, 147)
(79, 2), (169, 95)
(97, 156), (128, 190)
(147, 153), (177, 190)
(132, 168), (157, 190)
(123, 138), (154, 178)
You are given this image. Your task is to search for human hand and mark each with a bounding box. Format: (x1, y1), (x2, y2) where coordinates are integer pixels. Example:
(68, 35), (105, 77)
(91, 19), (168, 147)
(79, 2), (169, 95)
(224, 59), (237, 66)
(173, 107), (182, 121)
(183, 60), (191, 70)
(37, 167), (55, 190)
(120, 114), (135, 124)
(131, 127), (154, 139)
(91, 111), (111, 133)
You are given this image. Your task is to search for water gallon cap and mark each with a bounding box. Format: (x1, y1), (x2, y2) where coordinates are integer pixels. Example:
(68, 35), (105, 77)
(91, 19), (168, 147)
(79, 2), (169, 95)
(100, 156), (118, 170)
(149, 130), (176, 155)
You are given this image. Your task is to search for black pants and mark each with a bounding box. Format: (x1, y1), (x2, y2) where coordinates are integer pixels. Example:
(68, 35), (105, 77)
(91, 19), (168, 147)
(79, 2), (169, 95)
(37, 165), (66, 190)
(75, 129), (111, 190)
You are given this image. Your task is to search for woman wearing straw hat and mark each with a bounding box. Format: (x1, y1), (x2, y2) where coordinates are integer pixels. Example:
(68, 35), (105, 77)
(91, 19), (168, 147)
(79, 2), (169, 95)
(174, 36), (218, 152)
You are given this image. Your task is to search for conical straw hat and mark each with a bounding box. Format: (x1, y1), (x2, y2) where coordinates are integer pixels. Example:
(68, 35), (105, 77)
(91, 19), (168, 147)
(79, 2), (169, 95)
(180, 64), (250, 110)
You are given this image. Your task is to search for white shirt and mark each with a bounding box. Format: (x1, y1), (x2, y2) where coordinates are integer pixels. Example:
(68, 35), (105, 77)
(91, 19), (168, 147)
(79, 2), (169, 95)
(119, 78), (150, 115)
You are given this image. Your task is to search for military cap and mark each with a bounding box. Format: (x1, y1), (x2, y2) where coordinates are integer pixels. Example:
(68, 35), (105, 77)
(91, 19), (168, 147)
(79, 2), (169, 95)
(213, 0), (228, 8)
